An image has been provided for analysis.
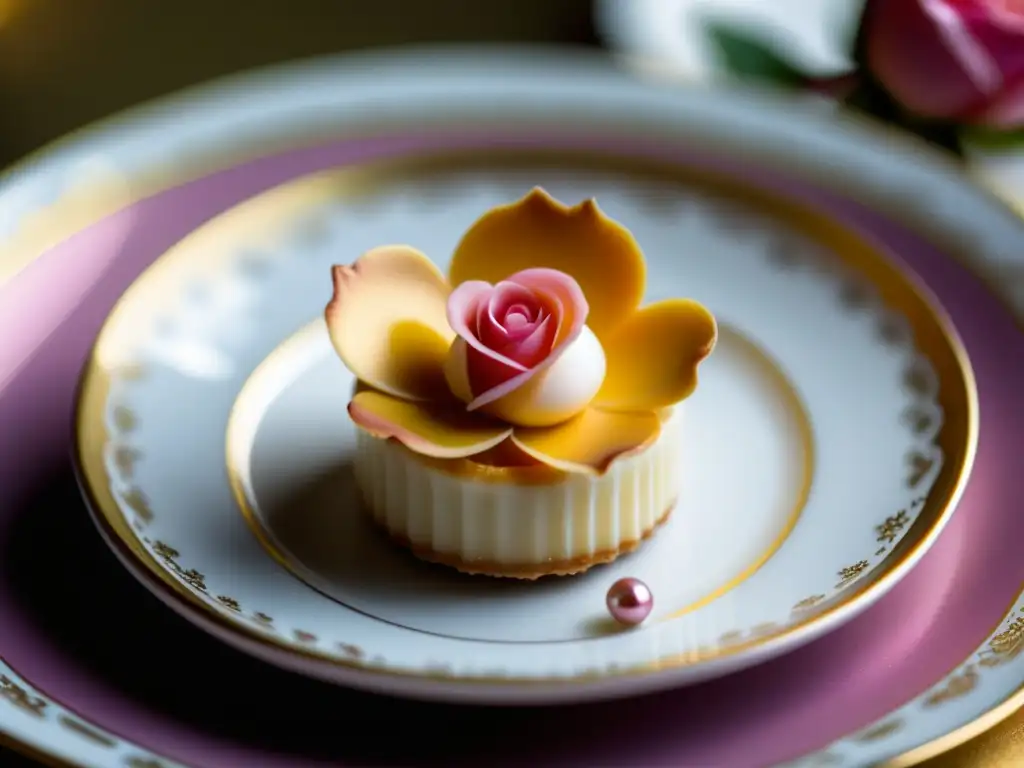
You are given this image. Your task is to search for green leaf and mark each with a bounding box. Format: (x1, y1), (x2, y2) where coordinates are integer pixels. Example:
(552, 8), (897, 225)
(958, 126), (1024, 152)
(703, 21), (809, 86)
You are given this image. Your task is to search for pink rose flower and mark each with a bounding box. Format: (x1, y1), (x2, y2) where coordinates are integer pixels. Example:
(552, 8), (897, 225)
(864, 0), (1024, 126)
(326, 188), (717, 474)
(445, 268), (589, 410)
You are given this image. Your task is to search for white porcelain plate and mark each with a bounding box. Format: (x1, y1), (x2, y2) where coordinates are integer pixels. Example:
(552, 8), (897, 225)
(73, 154), (974, 704)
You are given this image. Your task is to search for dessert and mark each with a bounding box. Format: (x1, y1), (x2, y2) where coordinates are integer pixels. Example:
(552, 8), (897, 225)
(325, 188), (717, 579)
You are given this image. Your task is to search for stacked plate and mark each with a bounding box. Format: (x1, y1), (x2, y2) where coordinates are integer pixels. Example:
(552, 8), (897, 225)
(2, 47), (1023, 768)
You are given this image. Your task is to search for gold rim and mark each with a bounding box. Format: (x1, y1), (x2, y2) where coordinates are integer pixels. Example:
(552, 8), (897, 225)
(1, 67), (1020, 760)
(884, 687), (1024, 767)
(0, 658), (174, 768)
(0, 733), (72, 768)
(74, 149), (978, 685)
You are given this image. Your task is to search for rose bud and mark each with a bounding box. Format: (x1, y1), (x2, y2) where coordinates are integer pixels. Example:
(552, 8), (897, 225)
(863, 0), (1024, 126)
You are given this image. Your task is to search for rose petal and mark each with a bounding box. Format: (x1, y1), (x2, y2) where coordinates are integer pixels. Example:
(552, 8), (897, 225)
(461, 268), (589, 410)
(489, 283), (538, 323)
(985, 0), (1024, 34)
(479, 281), (538, 348)
(506, 267), (588, 345)
(504, 312), (530, 331)
(447, 280), (527, 390)
(348, 390), (512, 459)
(971, 71), (1024, 126)
(448, 188), (642, 338)
(865, 0), (997, 119)
(946, 0), (1024, 124)
(862, 0), (1024, 125)
(495, 314), (555, 368)
(325, 246), (454, 400)
(593, 299), (717, 412)
(463, 348), (525, 400)
(503, 304), (537, 330)
(511, 407), (662, 475)
(485, 324), (606, 428)
(464, 329), (562, 410)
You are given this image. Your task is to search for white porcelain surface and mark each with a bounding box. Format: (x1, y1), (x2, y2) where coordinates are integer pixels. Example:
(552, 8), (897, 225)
(0, 661), (186, 768)
(84, 164), (946, 698)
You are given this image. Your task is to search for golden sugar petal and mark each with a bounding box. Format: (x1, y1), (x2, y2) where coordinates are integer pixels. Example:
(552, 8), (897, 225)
(447, 188), (646, 339)
(442, 336), (475, 403)
(511, 407), (661, 475)
(593, 299), (718, 412)
(348, 390), (512, 459)
(326, 245), (454, 401)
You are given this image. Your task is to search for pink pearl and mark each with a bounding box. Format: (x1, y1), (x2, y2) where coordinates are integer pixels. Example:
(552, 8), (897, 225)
(606, 577), (653, 626)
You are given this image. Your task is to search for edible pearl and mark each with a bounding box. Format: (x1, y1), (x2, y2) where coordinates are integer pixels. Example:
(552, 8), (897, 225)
(606, 578), (654, 626)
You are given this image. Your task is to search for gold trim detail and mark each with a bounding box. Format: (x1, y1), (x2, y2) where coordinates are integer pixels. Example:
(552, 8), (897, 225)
(793, 594), (826, 612)
(856, 720), (906, 743)
(836, 561), (871, 589)
(73, 149), (978, 684)
(126, 759), (169, 768)
(921, 609), (1024, 710)
(55, 716), (115, 748)
(794, 499), (926, 602)
(0, 676), (46, 718)
(783, 603), (1024, 767)
(0, 667), (170, 767)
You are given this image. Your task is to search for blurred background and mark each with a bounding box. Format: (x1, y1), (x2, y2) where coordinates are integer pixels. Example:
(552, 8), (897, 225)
(0, 0), (598, 170)
(1, 1), (1022, 766)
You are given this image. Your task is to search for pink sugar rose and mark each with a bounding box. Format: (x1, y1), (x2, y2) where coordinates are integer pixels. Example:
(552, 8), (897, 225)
(325, 188), (717, 473)
(445, 268), (588, 410)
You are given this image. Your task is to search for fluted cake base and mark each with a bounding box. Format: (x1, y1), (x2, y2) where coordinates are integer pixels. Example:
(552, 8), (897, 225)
(351, 408), (682, 579)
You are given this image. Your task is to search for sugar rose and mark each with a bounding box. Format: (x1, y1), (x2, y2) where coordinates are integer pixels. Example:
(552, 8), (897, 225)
(443, 268), (606, 428)
(325, 188), (717, 475)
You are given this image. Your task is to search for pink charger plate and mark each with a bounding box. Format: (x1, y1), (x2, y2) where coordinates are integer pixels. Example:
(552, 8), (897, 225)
(1, 132), (1022, 768)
